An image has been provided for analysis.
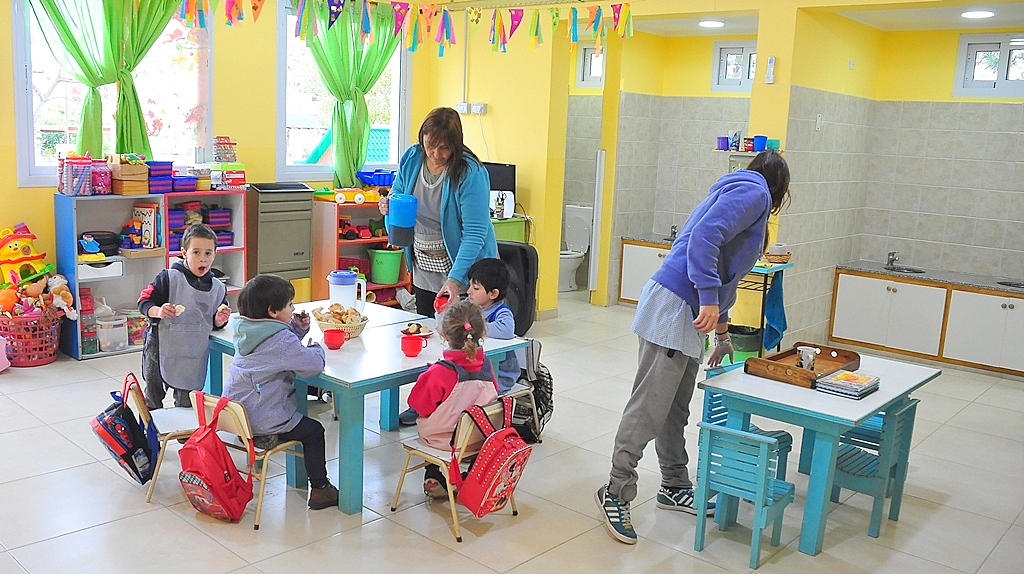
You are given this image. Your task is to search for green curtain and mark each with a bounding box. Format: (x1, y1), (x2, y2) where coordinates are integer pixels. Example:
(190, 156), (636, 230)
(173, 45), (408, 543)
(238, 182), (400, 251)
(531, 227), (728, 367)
(31, 0), (178, 158)
(307, 2), (400, 187)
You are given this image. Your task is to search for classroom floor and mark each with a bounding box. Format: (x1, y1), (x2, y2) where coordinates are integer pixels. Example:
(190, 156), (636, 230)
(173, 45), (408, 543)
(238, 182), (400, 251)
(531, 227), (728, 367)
(1, 291), (1022, 573)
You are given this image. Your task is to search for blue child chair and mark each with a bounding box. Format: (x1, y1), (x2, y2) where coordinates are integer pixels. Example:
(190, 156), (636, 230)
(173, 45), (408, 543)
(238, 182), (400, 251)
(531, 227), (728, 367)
(829, 398), (919, 537)
(694, 422), (796, 569)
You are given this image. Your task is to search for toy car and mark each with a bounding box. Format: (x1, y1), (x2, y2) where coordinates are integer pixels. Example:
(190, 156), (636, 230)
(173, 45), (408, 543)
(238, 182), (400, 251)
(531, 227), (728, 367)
(334, 188), (365, 205)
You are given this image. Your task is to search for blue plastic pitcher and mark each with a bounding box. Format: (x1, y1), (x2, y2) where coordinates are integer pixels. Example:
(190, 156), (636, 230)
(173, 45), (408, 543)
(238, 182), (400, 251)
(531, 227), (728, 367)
(386, 193), (417, 247)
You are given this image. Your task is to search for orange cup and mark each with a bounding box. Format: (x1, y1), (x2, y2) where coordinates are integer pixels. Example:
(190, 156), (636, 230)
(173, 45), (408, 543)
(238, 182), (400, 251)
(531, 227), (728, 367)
(401, 335), (427, 357)
(323, 329), (346, 350)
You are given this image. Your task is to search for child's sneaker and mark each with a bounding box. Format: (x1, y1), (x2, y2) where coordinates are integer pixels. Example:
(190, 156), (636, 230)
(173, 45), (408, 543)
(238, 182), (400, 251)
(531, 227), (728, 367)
(656, 486), (715, 516)
(399, 407), (419, 426)
(308, 483), (339, 510)
(423, 478), (448, 499)
(595, 484), (636, 544)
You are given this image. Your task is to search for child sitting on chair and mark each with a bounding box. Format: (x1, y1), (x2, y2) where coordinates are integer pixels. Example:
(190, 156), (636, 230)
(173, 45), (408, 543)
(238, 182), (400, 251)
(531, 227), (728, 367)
(224, 274), (339, 510)
(408, 299), (498, 498)
(466, 258), (520, 393)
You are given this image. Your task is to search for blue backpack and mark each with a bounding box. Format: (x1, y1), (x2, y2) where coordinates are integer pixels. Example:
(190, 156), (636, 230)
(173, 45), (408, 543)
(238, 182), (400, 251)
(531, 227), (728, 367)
(90, 373), (160, 485)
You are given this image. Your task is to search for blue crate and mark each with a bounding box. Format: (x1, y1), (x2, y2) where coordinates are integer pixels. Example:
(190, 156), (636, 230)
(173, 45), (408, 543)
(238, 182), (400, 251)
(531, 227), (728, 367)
(356, 169), (395, 187)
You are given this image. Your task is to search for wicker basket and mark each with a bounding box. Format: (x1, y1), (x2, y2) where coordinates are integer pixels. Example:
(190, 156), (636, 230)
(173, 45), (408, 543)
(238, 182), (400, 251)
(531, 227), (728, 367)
(316, 316), (369, 339)
(1, 310), (63, 367)
(764, 252), (792, 264)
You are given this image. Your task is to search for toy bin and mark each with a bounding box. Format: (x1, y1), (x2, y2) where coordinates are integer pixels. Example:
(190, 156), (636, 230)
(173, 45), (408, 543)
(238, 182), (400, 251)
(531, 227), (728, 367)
(117, 307), (148, 347)
(96, 315), (129, 353)
(167, 210), (186, 229)
(368, 248), (402, 285)
(172, 176), (197, 193)
(0, 311), (63, 367)
(356, 169), (396, 187)
(215, 231), (234, 247)
(91, 159), (112, 195)
(338, 256), (370, 277)
(146, 161), (174, 178)
(168, 232), (183, 252)
(204, 208), (232, 227)
(148, 176), (173, 194)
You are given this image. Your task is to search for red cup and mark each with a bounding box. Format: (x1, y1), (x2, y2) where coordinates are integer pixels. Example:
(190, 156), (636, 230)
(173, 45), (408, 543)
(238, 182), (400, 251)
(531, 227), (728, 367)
(401, 335), (428, 357)
(433, 293), (451, 315)
(323, 329), (346, 350)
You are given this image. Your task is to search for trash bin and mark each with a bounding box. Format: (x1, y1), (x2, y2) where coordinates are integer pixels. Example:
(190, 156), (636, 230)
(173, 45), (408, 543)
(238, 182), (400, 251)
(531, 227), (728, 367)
(728, 325), (762, 352)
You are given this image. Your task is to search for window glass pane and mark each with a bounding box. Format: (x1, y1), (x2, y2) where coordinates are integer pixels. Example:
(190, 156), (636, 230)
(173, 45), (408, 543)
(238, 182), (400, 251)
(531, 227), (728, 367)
(972, 49), (999, 81)
(1008, 48), (1024, 81)
(747, 53), (757, 80)
(725, 53), (743, 80)
(589, 53), (604, 78)
(364, 51), (400, 164)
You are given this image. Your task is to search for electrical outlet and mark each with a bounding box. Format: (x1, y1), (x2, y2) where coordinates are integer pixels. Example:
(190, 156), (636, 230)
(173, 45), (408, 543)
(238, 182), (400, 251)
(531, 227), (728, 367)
(455, 102), (470, 114)
(849, 58), (855, 70)
(815, 113), (823, 131)
(471, 102), (488, 115)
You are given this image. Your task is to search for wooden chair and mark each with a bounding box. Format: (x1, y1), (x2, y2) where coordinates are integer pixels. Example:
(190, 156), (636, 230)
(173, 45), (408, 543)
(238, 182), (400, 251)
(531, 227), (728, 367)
(188, 391), (306, 530)
(703, 363), (793, 480)
(694, 422), (795, 570)
(390, 400), (519, 542)
(830, 398), (919, 538)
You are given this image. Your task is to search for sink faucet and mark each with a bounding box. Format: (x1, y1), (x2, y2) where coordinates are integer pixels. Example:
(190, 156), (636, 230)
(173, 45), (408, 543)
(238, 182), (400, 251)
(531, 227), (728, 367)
(887, 251), (899, 266)
(670, 225), (678, 240)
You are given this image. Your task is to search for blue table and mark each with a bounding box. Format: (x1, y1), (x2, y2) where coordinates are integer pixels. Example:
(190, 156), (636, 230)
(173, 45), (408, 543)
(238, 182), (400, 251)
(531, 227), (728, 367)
(207, 305), (528, 514)
(698, 354), (939, 555)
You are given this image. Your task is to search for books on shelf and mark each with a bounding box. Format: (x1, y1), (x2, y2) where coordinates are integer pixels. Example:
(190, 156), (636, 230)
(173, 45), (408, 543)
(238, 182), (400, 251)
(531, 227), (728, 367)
(815, 370), (879, 399)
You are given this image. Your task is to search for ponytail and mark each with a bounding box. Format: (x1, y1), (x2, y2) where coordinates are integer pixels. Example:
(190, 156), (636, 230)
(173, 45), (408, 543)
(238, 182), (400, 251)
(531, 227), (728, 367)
(439, 299), (487, 361)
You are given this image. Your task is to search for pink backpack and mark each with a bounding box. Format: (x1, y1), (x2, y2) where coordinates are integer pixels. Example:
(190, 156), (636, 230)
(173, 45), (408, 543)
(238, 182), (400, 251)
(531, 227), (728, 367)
(178, 392), (254, 522)
(449, 396), (532, 518)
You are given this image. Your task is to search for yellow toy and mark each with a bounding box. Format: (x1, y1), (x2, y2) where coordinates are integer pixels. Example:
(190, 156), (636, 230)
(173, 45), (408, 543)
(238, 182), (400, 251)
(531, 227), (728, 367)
(0, 224), (49, 287)
(334, 188), (367, 205)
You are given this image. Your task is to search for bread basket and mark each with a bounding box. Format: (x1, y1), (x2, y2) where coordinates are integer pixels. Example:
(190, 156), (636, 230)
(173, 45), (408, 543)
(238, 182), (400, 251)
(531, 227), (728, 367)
(316, 315), (369, 339)
(763, 252), (792, 264)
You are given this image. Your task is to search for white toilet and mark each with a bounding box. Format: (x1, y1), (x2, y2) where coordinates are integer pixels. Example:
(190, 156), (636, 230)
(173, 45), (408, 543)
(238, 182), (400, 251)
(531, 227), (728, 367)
(559, 204), (593, 292)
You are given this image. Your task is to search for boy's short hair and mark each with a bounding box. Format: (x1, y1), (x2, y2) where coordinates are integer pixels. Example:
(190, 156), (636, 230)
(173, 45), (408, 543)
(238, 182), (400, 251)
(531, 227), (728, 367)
(181, 224), (218, 252)
(467, 258), (510, 301)
(238, 274), (294, 319)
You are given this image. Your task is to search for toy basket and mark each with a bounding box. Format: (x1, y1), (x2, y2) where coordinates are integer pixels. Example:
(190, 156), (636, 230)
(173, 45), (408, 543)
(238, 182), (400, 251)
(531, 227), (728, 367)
(763, 252), (792, 264)
(0, 310), (63, 367)
(337, 256), (370, 277)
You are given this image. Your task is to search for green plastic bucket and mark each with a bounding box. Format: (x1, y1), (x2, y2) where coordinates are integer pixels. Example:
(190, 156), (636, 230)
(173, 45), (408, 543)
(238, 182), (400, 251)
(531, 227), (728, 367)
(368, 248), (402, 285)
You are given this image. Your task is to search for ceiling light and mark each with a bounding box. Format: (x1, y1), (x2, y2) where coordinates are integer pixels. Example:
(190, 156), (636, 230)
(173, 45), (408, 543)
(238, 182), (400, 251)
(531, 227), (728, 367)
(699, 19), (725, 28)
(1010, 38), (1024, 45)
(961, 10), (995, 19)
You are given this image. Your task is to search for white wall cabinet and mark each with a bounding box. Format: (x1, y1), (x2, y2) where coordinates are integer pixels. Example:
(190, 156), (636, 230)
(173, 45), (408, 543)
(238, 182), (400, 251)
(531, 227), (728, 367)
(943, 290), (1024, 371)
(831, 273), (946, 356)
(619, 242), (668, 303)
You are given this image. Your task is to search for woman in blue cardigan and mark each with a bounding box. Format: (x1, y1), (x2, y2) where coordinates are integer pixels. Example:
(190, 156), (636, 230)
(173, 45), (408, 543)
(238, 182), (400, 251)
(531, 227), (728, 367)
(379, 107), (497, 316)
(596, 150), (791, 545)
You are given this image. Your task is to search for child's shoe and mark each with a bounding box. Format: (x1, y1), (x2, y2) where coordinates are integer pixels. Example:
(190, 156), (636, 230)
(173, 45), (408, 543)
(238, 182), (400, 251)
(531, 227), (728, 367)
(308, 483), (339, 510)
(399, 407), (419, 426)
(423, 478), (448, 499)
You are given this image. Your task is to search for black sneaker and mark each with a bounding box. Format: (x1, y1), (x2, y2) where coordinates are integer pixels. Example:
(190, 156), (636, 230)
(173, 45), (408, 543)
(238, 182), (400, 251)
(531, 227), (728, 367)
(656, 486), (715, 516)
(595, 484), (637, 544)
(399, 407), (419, 426)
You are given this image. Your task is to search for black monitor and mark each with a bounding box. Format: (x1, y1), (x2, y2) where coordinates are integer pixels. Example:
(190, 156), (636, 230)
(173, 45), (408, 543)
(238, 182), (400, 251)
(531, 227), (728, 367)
(482, 161), (515, 192)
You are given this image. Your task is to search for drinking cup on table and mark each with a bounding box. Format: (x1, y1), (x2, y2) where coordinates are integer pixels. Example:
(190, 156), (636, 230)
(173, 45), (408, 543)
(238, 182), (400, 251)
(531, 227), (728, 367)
(433, 293), (451, 315)
(797, 345), (819, 371)
(401, 335), (428, 357)
(323, 329), (346, 350)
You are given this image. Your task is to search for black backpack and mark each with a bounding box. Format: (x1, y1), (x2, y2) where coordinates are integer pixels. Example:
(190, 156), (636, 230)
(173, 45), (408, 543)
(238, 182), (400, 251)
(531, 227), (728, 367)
(511, 338), (553, 443)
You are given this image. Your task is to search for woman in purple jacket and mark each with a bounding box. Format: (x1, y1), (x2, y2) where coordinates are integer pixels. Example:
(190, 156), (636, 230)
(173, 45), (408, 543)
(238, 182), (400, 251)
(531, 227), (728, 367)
(596, 151), (790, 544)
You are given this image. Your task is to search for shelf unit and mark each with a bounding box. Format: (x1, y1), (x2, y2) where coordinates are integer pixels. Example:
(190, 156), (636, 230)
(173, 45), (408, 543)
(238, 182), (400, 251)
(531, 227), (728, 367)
(161, 190), (248, 298)
(54, 194), (169, 359)
(311, 200), (410, 306)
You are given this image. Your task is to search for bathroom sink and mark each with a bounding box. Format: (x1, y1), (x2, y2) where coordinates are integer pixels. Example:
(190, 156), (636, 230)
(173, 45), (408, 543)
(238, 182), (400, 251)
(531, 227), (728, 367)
(997, 280), (1024, 289)
(884, 265), (925, 273)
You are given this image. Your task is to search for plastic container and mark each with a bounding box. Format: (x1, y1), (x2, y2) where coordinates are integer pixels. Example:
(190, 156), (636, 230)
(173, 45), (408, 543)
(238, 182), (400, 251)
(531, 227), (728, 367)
(728, 325), (763, 352)
(368, 249), (402, 285)
(91, 159), (112, 195)
(753, 135), (768, 152)
(96, 315), (128, 352)
(385, 193), (417, 247)
(356, 169), (396, 187)
(118, 307), (147, 347)
(327, 269), (366, 312)
(62, 157), (92, 196)
(81, 327), (99, 355)
(0, 312), (63, 366)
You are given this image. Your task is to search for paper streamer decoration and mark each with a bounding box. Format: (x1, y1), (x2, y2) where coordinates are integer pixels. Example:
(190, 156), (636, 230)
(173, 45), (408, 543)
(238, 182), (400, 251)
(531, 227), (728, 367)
(361, 0), (373, 43)
(250, 0), (267, 22)
(528, 8), (543, 50)
(294, 0), (315, 39)
(225, 0), (244, 25)
(467, 7), (482, 25)
(589, 6), (603, 52)
(568, 7), (578, 43)
(392, 2), (409, 37)
(435, 7), (456, 57)
(490, 9), (507, 53)
(508, 8), (524, 39)
(549, 7), (560, 35)
(616, 3), (633, 39)
(180, 0), (211, 28)
(406, 4), (423, 51)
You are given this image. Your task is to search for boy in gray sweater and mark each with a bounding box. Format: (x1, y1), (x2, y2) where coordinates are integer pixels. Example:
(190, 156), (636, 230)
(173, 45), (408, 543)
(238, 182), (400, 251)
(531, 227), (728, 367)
(225, 274), (338, 510)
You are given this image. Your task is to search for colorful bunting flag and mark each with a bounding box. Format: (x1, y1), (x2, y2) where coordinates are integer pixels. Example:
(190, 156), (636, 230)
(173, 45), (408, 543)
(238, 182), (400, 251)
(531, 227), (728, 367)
(250, 0), (267, 23)
(616, 3), (633, 39)
(294, 0), (314, 39)
(611, 4), (622, 30)
(435, 7), (456, 57)
(549, 7), (560, 36)
(490, 9), (507, 53)
(568, 7), (578, 44)
(327, 0), (344, 29)
(392, 2), (410, 37)
(467, 7), (482, 25)
(180, 0), (211, 29)
(225, 0), (244, 25)
(406, 4), (423, 51)
(508, 9), (524, 39)
(528, 8), (543, 50)
(422, 4), (438, 33)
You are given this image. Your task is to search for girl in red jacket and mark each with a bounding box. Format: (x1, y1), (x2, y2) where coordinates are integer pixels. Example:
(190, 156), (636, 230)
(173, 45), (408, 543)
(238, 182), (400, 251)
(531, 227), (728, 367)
(408, 299), (498, 498)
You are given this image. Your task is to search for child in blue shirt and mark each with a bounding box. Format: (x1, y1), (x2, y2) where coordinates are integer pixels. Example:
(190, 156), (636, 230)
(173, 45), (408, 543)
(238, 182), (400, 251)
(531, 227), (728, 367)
(466, 258), (519, 393)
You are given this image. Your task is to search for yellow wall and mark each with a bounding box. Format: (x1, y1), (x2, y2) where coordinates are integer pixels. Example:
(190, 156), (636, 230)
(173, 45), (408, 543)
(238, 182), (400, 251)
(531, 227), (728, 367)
(619, 31), (666, 95)
(662, 35), (757, 97)
(792, 10), (883, 99)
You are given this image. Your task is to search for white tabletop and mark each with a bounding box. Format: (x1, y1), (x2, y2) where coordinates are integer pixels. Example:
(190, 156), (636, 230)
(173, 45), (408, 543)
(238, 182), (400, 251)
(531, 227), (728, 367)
(297, 300), (425, 330)
(699, 354), (941, 427)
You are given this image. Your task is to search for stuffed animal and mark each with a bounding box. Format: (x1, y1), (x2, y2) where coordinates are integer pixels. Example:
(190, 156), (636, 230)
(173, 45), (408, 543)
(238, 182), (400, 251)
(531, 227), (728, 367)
(0, 286), (17, 313)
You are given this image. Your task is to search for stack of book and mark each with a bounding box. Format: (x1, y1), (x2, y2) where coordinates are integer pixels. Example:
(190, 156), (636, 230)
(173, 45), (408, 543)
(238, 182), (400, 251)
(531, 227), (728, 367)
(815, 370), (879, 399)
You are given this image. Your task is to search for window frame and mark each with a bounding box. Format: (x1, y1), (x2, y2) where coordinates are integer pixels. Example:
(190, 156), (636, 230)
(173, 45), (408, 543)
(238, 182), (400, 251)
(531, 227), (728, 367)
(953, 32), (1024, 98)
(576, 46), (604, 89)
(710, 39), (756, 93)
(275, 0), (411, 182)
(11, 0), (214, 187)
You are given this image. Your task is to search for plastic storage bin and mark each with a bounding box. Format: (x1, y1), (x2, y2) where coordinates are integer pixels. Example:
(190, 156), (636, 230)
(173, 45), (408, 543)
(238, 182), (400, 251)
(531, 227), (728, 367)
(96, 315), (129, 352)
(356, 169), (396, 186)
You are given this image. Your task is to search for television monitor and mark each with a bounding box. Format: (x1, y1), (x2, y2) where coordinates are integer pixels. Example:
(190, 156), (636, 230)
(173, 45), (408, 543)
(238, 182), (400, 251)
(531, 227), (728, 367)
(482, 161), (515, 192)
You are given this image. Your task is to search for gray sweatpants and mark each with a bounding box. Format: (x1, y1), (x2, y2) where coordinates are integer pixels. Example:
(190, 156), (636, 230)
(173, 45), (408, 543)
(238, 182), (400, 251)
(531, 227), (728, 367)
(608, 336), (699, 503)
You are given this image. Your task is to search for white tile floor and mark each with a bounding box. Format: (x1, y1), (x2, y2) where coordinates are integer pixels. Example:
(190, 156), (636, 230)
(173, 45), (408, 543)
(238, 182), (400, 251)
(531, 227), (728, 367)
(1, 291), (1022, 573)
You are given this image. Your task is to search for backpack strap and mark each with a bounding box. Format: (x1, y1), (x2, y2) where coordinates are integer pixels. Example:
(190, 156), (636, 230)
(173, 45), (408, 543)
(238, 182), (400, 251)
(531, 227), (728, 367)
(501, 396), (514, 428)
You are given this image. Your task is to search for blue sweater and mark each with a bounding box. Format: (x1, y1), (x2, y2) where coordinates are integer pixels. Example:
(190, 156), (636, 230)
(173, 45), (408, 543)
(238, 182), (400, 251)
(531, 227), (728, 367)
(650, 169), (771, 322)
(390, 145), (498, 286)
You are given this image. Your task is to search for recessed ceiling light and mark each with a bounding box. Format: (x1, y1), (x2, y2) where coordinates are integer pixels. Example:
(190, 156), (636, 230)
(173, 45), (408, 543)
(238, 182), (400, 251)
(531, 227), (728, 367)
(699, 19), (725, 28)
(961, 10), (995, 19)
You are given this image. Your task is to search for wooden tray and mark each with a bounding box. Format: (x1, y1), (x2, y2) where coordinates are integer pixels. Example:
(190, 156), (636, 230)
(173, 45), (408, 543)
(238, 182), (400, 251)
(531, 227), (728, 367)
(744, 342), (861, 388)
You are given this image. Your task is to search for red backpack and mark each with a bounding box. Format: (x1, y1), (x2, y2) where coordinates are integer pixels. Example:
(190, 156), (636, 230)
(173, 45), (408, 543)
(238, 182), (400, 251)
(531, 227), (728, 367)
(449, 396), (532, 518)
(177, 392), (254, 522)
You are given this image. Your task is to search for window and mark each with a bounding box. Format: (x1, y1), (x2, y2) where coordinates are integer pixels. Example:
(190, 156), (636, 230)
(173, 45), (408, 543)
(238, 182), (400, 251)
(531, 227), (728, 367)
(12, 0), (211, 187)
(576, 46), (604, 89)
(711, 40), (756, 93)
(277, 1), (410, 182)
(953, 33), (1024, 98)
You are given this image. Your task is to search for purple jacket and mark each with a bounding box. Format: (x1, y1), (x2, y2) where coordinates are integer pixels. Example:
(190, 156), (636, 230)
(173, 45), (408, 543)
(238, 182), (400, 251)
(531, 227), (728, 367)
(650, 169), (771, 322)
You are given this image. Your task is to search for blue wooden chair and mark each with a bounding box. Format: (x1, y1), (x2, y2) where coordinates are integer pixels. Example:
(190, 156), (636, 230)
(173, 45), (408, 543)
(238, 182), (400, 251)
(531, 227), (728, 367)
(694, 422), (795, 570)
(704, 363), (793, 480)
(830, 399), (919, 537)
